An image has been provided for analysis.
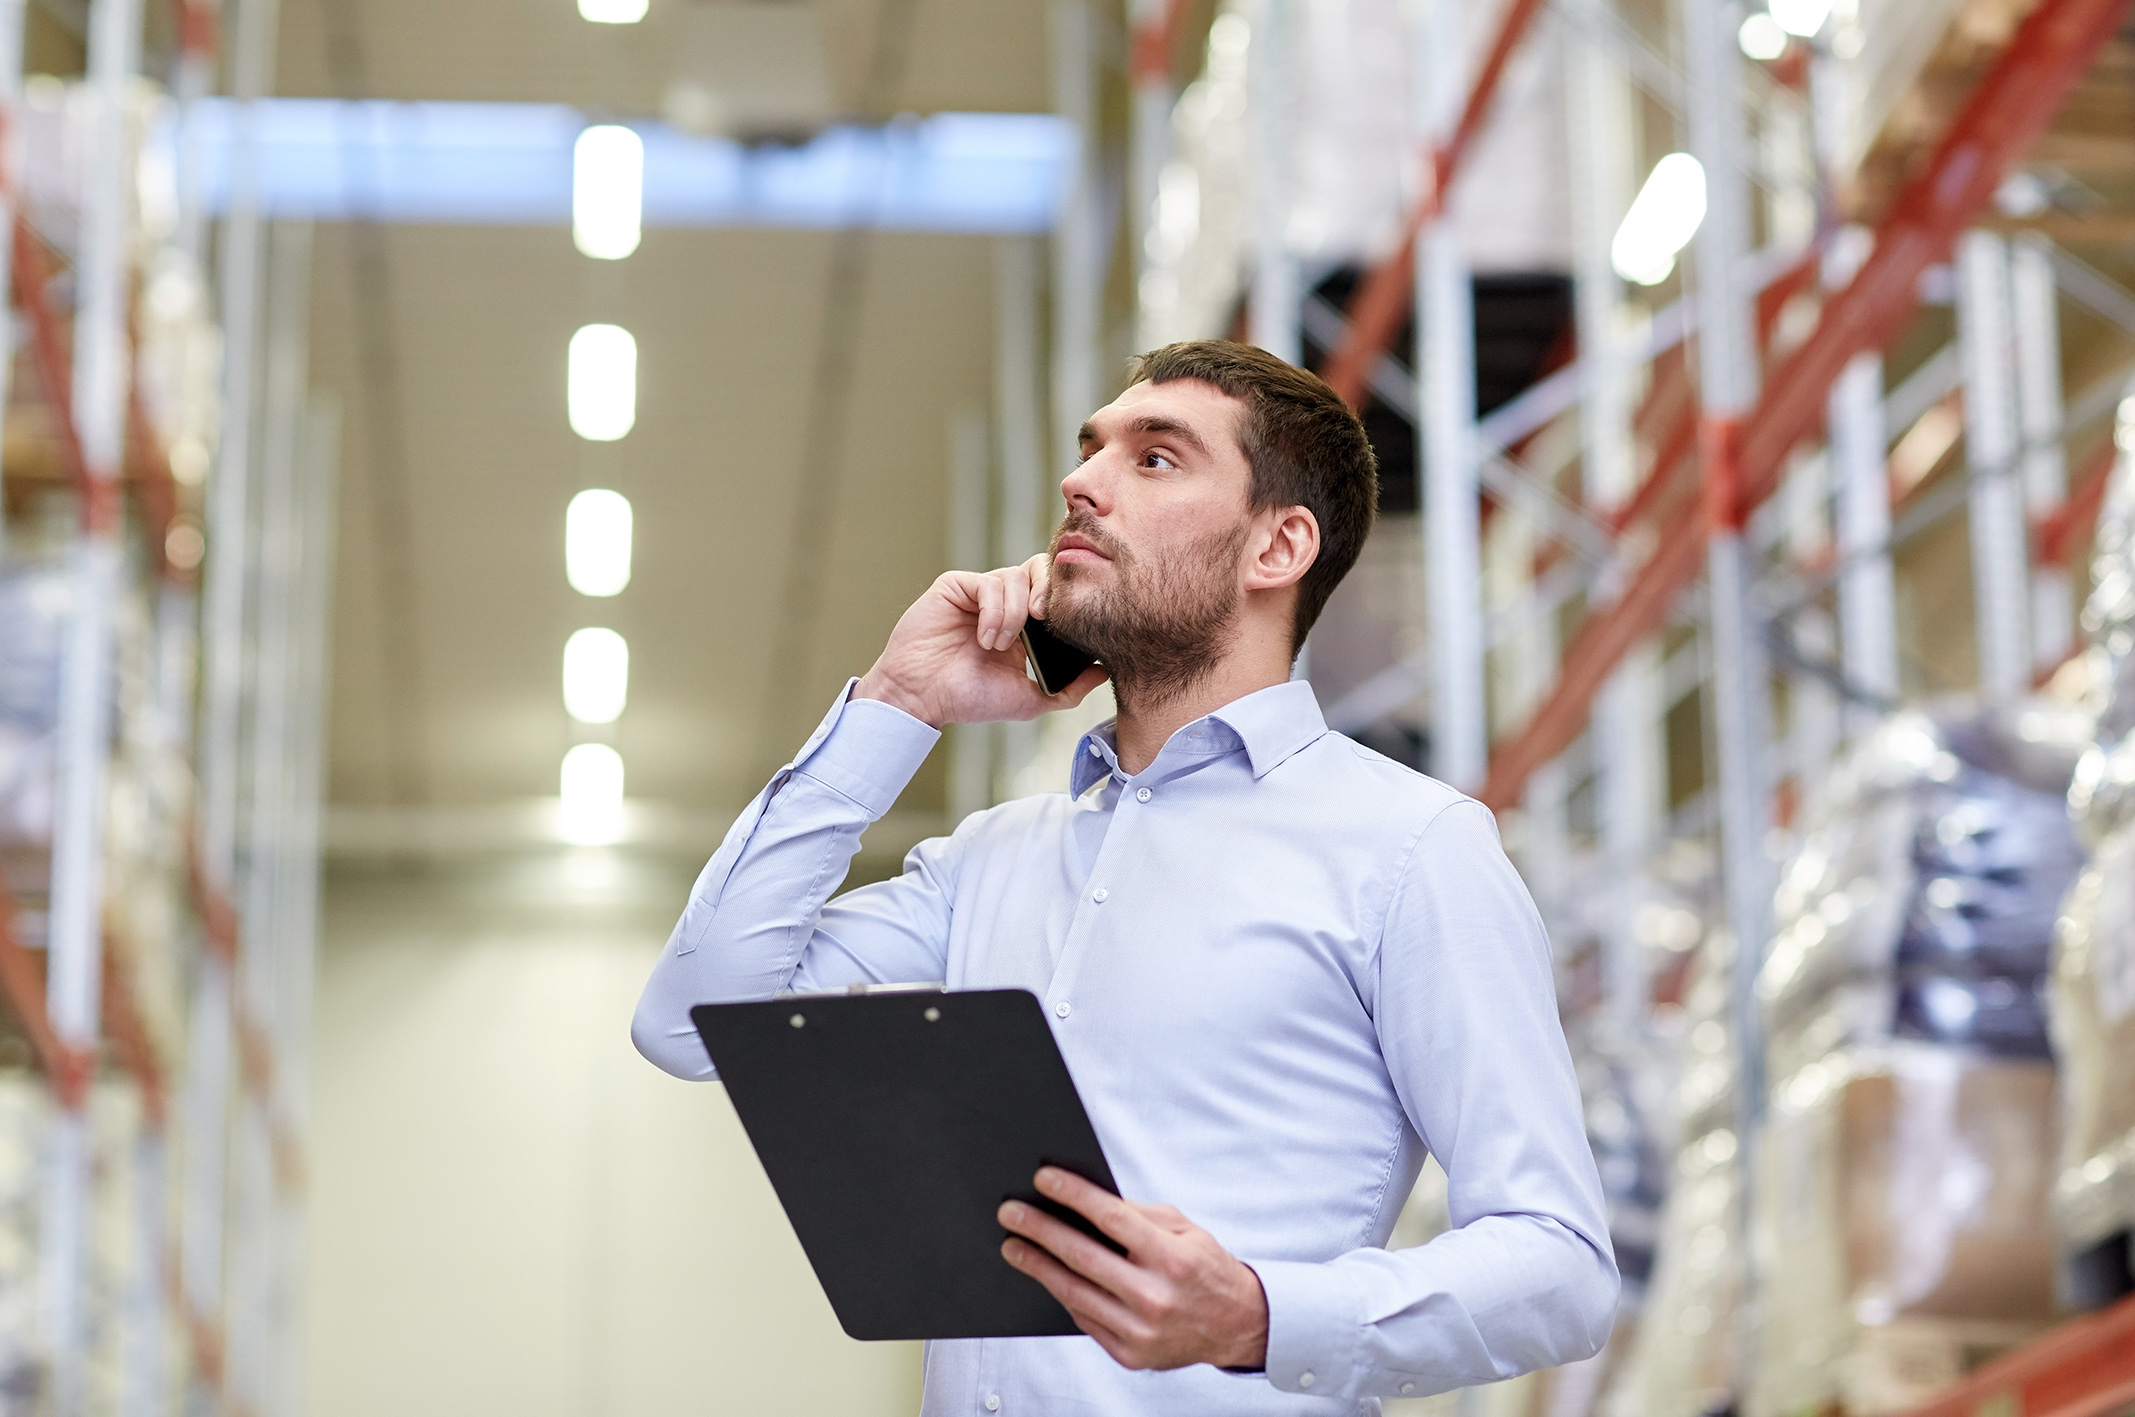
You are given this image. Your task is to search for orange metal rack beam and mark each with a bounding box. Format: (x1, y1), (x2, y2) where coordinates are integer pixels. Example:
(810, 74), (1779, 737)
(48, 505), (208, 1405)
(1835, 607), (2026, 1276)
(1901, 1293), (2135, 1417)
(1478, 0), (2135, 811)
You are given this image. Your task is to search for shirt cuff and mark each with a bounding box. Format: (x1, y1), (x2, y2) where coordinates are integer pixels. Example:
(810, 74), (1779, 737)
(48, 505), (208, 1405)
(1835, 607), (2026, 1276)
(1251, 1259), (1362, 1399)
(789, 679), (942, 819)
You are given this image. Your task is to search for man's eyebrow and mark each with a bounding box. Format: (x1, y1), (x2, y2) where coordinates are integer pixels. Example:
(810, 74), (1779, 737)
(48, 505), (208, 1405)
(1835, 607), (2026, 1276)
(1081, 413), (1214, 458)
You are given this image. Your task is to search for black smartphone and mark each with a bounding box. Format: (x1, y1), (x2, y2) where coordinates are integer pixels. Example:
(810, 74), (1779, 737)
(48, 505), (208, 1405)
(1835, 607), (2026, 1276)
(1020, 619), (1099, 696)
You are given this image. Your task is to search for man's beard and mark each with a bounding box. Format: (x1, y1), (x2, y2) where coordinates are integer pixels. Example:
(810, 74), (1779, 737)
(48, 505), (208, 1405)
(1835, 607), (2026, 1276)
(1043, 510), (1247, 715)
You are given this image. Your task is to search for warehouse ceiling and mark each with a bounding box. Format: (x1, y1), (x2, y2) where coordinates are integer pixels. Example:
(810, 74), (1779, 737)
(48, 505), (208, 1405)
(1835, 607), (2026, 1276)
(277, 0), (1060, 834)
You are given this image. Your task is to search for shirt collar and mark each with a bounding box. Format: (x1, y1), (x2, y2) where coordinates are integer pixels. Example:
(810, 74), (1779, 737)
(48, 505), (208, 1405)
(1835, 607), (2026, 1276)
(1068, 679), (1327, 794)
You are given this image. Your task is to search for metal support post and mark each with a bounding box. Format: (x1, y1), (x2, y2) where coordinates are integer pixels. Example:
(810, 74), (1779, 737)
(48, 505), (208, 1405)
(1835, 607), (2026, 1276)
(2011, 233), (2071, 671)
(0, 0), (24, 530)
(1247, 0), (1298, 366)
(1958, 230), (2031, 703)
(994, 235), (1046, 800)
(268, 393), (336, 1417)
(1683, 0), (1768, 1394)
(1415, 0), (1484, 791)
(43, 0), (141, 1411)
(1128, 0), (1172, 349)
(1566, 24), (1654, 1034)
(1049, 0), (1103, 486)
(189, 0), (279, 1381)
(228, 218), (309, 1417)
(1830, 350), (1899, 727)
(947, 403), (991, 823)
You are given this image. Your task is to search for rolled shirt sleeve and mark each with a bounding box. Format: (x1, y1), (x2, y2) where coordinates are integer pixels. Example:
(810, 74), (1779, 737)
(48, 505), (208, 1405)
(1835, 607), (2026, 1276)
(1255, 799), (1620, 1401)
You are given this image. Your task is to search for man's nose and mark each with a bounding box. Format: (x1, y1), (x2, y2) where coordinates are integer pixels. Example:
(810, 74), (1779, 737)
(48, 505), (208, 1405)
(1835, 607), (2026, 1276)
(1059, 451), (1110, 513)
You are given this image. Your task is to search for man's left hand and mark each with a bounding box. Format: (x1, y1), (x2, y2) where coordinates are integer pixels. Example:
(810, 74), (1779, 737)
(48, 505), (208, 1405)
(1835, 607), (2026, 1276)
(998, 1167), (1269, 1372)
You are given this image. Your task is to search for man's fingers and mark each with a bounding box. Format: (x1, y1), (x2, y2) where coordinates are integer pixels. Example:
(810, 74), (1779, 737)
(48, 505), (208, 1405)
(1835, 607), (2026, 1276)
(1052, 663), (1110, 706)
(1001, 1237), (1148, 1343)
(999, 1201), (1152, 1301)
(973, 573), (1006, 652)
(1000, 569), (1031, 649)
(1035, 1168), (1168, 1255)
(1024, 553), (1054, 618)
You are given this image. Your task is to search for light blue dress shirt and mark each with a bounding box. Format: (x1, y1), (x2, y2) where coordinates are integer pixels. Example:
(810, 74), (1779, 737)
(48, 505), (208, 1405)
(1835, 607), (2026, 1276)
(633, 679), (1618, 1415)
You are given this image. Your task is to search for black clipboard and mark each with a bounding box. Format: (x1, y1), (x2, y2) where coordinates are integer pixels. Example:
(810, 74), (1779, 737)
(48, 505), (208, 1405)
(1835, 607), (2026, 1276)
(691, 986), (1121, 1341)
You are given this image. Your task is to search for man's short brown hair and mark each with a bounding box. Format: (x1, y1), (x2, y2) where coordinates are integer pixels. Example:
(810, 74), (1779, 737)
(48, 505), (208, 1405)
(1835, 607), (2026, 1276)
(1126, 340), (1378, 653)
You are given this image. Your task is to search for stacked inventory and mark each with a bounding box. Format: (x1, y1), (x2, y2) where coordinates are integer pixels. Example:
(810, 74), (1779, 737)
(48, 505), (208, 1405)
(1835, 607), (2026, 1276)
(1748, 708), (2084, 1416)
(2055, 384), (2135, 1302)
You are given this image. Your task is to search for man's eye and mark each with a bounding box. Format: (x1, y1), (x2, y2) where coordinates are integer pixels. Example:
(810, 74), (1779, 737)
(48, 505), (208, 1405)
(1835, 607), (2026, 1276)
(1145, 451), (1175, 470)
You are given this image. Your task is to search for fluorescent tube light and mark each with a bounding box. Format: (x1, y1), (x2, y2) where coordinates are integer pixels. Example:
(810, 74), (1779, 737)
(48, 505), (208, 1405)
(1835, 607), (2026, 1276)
(560, 743), (626, 845)
(566, 489), (633, 596)
(1611, 153), (1707, 288)
(568, 323), (637, 441)
(574, 125), (643, 259)
(563, 627), (629, 724)
(579, 0), (648, 23)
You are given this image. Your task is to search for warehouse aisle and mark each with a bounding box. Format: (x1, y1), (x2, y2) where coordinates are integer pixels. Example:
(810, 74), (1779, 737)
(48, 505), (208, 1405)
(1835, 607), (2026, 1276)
(306, 857), (922, 1416)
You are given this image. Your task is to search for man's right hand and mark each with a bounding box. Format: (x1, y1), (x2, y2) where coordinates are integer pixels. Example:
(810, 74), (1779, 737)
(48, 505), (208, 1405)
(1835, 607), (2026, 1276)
(854, 555), (1108, 729)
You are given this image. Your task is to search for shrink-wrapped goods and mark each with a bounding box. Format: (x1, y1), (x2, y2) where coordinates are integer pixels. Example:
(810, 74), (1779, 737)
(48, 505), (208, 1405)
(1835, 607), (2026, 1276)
(2055, 396), (2135, 1281)
(1600, 934), (1741, 1417)
(2051, 836), (2135, 1254)
(1751, 1047), (2059, 1416)
(1746, 707), (2082, 1415)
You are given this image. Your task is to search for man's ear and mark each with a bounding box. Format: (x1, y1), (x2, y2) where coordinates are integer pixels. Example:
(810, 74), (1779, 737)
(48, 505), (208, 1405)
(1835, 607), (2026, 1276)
(1244, 506), (1320, 593)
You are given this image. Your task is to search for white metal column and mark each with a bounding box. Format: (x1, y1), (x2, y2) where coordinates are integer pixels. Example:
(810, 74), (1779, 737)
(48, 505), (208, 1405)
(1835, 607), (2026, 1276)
(947, 402), (992, 823)
(1049, 0), (1103, 487)
(1247, 0), (1298, 366)
(1566, 21), (1654, 1034)
(1830, 348), (1899, 727)
(189, 0), (280, 1385)
(1129, 0), (1171, 350)
(0, 0), (26, 529)
(994, 234), (1046, 799)
(43, 0), (141, 1411)
(1957, 230), (2031, 704)
(2011, 232), (2070, 673)
(1414, 0), (1484, 791)
(270, 393), (338, 1417)
(1683, 4), (1768, 1382)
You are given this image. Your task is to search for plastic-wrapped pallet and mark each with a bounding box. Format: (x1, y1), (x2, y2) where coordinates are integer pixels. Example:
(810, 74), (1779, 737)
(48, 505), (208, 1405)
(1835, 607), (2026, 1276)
(1599, 934), (1742, 1417)
(1749, 706), (2083, 1417)
(2054, 391), (2135, 1292)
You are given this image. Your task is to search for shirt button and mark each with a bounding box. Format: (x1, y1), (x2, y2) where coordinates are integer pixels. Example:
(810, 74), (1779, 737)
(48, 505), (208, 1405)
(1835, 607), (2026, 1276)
(985, 1396), (1001, 1412)
(1086, 742), (1101, 757)
(1092, 887), (1109, 903)
(1299, 1372), (1316, 1389)
(1055, 1001), (1071, 1019)
(1135, 787), (1151, 802)
(1401, 1383), (1416, 1396)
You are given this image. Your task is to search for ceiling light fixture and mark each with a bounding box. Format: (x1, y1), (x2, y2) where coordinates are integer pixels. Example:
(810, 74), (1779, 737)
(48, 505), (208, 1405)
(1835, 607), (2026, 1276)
(1769, 0), (1834, 38)
(568, 323), (637, 441)
(563, 627), (629, 724)
(566, 489), (633, 596)
(1611, 153), (1707, 288)
(560, 743), (626, 846)
(578, 0), (648, 23)
(1737, 12), (1788, 60)
(573, 124), (644, 259)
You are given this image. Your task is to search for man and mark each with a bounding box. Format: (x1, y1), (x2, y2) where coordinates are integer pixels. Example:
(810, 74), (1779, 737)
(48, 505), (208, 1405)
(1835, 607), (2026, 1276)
(632, 340), (1617, 1413)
